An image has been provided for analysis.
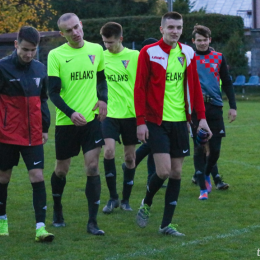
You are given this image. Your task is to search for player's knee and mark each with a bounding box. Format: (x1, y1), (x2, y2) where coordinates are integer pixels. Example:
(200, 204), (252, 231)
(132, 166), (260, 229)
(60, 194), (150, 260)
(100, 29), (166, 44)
(104, 148), (115, 159)
(86, 161), (99, 176)
(157, 172), (169, 180)
(0, 171), (11, 184)
(124, 155), (135, 168)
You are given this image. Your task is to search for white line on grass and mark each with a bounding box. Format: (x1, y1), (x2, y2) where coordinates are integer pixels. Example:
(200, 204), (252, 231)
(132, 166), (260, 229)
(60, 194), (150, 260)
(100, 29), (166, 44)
(225, 123), (260, 128)
(221, 159), (260, 170)
(105, 225), (260, 260)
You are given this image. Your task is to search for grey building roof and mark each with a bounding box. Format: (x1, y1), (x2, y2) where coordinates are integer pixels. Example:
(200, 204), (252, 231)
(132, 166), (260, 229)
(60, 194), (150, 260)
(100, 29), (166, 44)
(191, 0), (252, 27)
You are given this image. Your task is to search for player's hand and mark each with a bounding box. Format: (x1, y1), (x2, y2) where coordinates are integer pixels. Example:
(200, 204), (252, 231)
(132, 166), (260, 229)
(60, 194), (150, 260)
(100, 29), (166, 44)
(228, 109), (237, 123)
(137, 124), (149, 143)
(42, 133), (48, 144)
(187, 122), (190, 133)
(92, 101), (107, 122)
(197, 119), (212, 140)
(71, 112), (87, 126)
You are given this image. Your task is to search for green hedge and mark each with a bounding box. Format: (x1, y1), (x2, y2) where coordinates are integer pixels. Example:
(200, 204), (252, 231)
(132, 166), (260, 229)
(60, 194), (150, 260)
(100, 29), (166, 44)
(82, 13), (244, 45)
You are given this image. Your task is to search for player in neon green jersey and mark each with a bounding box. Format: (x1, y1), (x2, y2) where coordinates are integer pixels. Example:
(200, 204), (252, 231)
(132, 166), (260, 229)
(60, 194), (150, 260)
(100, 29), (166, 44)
(100, 22), (140, 213)
(47, 13), (108, 235)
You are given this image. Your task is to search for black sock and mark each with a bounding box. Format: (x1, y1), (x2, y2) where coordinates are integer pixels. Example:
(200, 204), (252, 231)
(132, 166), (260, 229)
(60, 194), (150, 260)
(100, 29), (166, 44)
(161, 178), (181, 228)
(0, 182), (9, 216)
(122, 166), (135, 203)
(51, 171), (66, 210)
(31, 181), (46, 223)
(144, 173), (165, 206)
(196, 170), (207, 190)
(104, 158), (118, 199)
(85, 175), (101, 225)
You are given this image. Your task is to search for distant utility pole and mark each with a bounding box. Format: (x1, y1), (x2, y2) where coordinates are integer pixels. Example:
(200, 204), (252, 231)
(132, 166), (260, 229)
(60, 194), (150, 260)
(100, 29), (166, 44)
(167, 0), (172, 12)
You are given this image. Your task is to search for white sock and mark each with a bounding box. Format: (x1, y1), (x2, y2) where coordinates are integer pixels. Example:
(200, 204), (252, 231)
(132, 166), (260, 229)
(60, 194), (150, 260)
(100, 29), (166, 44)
(0, 214), (7, 220)
(36, 222), (45, 230)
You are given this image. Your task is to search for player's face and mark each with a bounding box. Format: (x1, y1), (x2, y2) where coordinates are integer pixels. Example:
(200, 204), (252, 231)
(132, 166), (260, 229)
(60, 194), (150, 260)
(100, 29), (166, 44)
(14, 40), (37, 64)
(192, 34), (211, 52)
(160, 18), (183, 46)
(102, 35), (123, 54)
(59, 16), (84, 48)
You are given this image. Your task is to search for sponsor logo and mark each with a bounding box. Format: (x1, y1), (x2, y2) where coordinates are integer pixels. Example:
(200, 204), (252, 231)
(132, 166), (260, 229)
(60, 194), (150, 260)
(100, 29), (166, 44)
(107, 74), (128, 82)
(66, 59), (73, 63)
(94, 200), (100, 205)
(88, 55), (95, 65)
(95, 139), (102, 144)
(71, 70), (94, 81)
(126, 180), (134, 185)
(122, 60), (130, 69)
(178, 57), (185, 67)
(9, 78), (20, 82)
(183, 149), (189, 153)
(43, 206), (47, 210)
(219, 130), (225, 134)
(169, 201), (177, 206)
(152, 56), (165, 60)
(33, 161), (42, 165)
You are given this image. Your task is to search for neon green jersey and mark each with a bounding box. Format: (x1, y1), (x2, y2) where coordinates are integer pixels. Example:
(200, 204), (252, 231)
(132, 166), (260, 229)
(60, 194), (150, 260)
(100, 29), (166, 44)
(163, 45), (186, 121)
(48, 41), (105, 125)
(104, 47), (139, 118)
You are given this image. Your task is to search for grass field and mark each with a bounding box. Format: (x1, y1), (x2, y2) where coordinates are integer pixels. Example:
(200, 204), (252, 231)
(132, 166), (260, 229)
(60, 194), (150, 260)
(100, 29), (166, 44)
(1, 99), (260, 260)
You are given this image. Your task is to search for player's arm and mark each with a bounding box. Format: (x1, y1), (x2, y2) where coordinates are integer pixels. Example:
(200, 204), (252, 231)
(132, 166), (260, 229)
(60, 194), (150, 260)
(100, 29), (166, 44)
(190, 53), (212, 139)
(41, 75), (51, 133)
(134, 48), (149, 126)
(48, 76), (75, 118)
(0, 70), (4, 93)
(219, 55), (237, 122)
(97, 70), (108, 103)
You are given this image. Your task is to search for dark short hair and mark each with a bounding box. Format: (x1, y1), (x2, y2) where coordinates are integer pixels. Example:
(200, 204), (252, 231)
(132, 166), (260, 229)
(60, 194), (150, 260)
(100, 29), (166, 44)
(192, 24), (211, 39)
(100, 22), (123, 38)
(57, 13), (77, 29)
(17, 26), (40, 46)
(141, 38), (158, 48)
(161, 12), (182, 26)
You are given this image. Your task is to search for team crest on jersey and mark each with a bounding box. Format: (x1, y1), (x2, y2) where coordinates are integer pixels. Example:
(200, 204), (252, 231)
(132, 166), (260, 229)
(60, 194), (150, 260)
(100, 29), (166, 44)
(33, 78), (41, 87)
(122, 60), (130, 69)
(88, 55), (95, 65)
(178, 57), (185, 67)
(211, 64), (217, 70)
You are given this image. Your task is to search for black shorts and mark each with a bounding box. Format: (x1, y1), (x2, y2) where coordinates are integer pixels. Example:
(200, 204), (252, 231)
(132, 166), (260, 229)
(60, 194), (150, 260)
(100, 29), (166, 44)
(0, 143), (44, 171)
(146, 121), (190, 158)
(191, 103), (225, 138)
(101, 117), (140, 146)
(55, 117), (104, 160)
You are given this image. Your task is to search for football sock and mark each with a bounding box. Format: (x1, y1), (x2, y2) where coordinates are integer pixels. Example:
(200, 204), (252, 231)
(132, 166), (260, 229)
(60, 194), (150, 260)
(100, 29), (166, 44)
(31, 181), (46, 223)
(122, 166), (135, 202)
(147, 153), (156, 183)
(51, 171), (66, 210)
(36, 222), (45, 230)
(196, 170), (207, 190)
(161, 178), (181, 228)
(0, 182), (9, 216)
(104, 158), (118, 199)
(144, 173), (165, 207)
(85, 175), (101, 225)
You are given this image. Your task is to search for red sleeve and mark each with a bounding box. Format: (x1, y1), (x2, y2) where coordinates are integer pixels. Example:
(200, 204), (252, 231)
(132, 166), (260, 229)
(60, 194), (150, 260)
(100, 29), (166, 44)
(191, 54), (206, 120)
(134, 47), (150, 125)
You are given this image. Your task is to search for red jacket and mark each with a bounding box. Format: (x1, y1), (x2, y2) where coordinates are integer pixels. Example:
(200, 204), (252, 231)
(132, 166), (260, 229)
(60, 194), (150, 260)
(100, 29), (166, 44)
(0, 51), (50, 146)
(134, 38), (205, 125)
